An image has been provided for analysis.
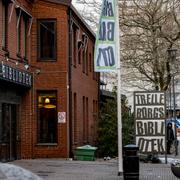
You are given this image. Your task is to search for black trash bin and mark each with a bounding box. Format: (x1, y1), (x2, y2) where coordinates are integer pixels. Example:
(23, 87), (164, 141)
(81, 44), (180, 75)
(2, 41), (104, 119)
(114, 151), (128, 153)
(123, 144), (139, 180)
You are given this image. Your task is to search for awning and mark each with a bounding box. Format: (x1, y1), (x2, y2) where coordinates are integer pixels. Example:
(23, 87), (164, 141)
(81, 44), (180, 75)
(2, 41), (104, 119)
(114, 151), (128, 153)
(15, 6), (33, 35)
(2, 0), (13, 4)
(16, 6), (32, 19)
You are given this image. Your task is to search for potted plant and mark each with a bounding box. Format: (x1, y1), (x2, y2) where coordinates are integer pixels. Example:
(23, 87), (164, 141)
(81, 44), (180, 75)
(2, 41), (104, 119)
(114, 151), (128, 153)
(171, 161), (180, 178)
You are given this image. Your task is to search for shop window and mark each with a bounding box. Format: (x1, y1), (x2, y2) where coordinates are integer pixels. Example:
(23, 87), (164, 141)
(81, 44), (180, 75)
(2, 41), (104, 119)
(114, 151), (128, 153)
(37, 91), (57, 143)
(37, 19), (57, 60)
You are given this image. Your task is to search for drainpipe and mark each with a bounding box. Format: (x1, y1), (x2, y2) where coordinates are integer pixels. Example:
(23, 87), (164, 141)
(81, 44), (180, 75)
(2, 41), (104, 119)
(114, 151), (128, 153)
(68, 7), (73, 158)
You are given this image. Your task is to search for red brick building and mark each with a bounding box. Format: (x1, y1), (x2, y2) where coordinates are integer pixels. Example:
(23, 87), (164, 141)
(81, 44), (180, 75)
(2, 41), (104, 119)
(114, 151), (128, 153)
(0, 0), (99, 161)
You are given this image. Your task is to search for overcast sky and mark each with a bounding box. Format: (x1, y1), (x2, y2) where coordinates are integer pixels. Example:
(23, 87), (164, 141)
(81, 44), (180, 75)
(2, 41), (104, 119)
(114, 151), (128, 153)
(71, 0), (136, 107)
(71, 0), (76, 6)
(72, 0), (83, 8)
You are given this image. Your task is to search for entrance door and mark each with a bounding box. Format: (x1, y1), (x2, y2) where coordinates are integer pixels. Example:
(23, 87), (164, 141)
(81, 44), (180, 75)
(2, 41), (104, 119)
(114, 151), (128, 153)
(0, 103), (19, 161)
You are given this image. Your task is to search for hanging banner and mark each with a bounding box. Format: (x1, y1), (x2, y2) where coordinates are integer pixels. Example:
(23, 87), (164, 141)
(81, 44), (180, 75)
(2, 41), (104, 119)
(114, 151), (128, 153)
(94, 0), (118, 72)
(134, 91), (166, 154)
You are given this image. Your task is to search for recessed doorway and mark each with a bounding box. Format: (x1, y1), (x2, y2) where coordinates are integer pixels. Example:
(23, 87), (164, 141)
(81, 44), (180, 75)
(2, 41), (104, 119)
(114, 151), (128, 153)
(0, 103), (20, 162)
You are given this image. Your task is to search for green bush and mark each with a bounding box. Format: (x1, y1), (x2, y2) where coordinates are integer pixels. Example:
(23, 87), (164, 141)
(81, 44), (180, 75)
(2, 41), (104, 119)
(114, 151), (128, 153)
(97, 93), (134, 157)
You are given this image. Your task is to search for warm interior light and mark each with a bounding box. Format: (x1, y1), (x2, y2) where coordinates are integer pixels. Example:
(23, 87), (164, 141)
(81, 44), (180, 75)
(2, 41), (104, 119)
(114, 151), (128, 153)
(38, 104), (43, 108)
(44, 104), (56, 109)
(38, 96), (42, 103)
(45, 97), (50, 104)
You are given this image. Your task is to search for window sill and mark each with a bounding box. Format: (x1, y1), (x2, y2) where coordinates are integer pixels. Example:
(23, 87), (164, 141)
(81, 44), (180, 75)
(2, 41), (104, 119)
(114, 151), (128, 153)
(37, 59), (57, 62)
(36, 143), (58, 146)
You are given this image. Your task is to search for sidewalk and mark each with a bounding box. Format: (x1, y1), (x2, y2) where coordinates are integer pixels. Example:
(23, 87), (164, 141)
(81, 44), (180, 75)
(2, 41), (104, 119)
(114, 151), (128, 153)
(8, 158), (179, 180)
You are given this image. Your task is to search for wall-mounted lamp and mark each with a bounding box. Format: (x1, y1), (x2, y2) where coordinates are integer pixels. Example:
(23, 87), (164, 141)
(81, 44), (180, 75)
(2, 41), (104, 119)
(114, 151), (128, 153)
(24, 64), (29, 70)
(35, 69), (41, 75)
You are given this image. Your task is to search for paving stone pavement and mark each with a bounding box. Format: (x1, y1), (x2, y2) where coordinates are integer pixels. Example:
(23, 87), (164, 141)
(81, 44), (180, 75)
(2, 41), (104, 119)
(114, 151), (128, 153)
(6, 158), (180, 180)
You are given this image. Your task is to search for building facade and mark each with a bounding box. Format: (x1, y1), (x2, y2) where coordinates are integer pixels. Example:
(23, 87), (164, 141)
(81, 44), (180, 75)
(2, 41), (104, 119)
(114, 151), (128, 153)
(0, 0), (34, 161)
(0, 0), (99, 161)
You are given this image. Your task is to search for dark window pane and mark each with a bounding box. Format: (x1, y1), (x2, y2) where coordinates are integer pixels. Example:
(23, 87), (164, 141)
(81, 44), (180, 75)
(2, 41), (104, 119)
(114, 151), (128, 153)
(24, 18), (28, 59)
(38, 20), (56, 60)
(2, 3), (8, 50)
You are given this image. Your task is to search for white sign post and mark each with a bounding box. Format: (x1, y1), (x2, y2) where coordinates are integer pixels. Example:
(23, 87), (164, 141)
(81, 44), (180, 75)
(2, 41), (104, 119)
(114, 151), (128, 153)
(94, 0), (122, 174)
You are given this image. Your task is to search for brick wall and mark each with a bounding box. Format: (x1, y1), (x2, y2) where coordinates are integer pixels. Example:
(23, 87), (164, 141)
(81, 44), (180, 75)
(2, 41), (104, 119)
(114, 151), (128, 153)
(31, 0), (69, 158)
(0, 0), (99, 160)
(31, 0), (99, 158)
(0, 0), (33, 159)
(71, 14), (99, 151)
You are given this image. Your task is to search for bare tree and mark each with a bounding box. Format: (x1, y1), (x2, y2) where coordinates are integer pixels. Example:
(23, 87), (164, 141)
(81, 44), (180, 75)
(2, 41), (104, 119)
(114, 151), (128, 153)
(74, 0), (180, 91)
(73, 0), (101, 30)
(74, 0), (118, 91)
(120, 0), (180, 91)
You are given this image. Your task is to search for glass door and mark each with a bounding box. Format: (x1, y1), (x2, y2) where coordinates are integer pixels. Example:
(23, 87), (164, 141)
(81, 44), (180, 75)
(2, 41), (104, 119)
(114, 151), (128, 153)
(0, 103), (18, 161)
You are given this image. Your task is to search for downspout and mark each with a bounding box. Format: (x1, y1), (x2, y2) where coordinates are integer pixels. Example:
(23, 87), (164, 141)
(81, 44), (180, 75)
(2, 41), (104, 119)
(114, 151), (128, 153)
(97, 72), (100, 145)
(68, 7), (73, 158)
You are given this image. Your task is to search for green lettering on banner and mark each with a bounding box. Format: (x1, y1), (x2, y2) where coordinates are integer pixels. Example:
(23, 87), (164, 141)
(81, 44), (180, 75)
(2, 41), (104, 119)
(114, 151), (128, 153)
(102, 0), (114, 17)
(96, 46), (115, 66)
(94, 0), (117, 72)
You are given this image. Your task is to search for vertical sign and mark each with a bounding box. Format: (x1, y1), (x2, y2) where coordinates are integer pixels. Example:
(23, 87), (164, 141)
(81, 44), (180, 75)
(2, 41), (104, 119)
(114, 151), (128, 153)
(94, 0), (122, 173)
(134, 91), (166, 154)
(94, 0), (117, 72)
